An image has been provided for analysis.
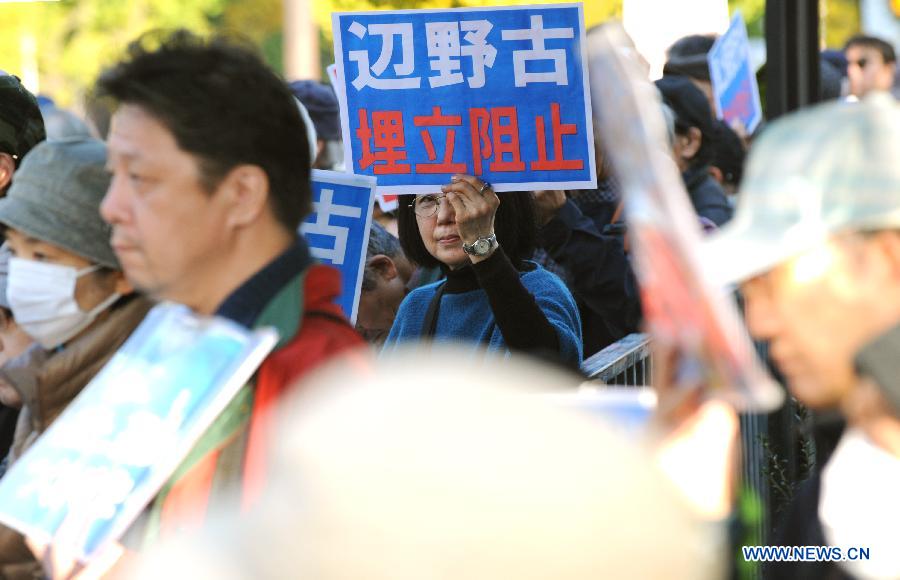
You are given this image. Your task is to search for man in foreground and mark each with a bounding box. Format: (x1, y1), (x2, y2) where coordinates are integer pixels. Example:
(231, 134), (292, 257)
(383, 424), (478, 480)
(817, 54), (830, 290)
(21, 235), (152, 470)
(97, 30), (363, 547)
(703, 93), (900, 579)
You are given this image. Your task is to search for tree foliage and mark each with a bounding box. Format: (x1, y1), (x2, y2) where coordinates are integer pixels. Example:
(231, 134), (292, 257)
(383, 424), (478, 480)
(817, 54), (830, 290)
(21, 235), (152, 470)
(1, 0), (228, 106)
(730, 0), (862, 47)
(0, 0), (862, 108)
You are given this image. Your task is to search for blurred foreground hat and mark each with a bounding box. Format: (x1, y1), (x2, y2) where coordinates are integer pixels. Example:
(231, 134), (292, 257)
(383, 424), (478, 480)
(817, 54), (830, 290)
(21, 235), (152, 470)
(0, 138), (118, 269)
(701, 94), (900, 286)
(289, 80), (340, 141)
(0, 74), (46, 164)
(134, 348), (722, 580)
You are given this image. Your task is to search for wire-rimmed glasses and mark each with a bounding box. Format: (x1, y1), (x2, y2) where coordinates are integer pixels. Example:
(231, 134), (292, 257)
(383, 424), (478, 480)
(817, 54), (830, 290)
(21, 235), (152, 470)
(409, 194), (447, 218)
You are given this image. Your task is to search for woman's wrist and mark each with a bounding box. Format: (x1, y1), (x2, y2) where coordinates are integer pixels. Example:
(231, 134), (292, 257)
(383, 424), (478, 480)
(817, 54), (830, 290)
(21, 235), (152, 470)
(463, 232), (499, 264)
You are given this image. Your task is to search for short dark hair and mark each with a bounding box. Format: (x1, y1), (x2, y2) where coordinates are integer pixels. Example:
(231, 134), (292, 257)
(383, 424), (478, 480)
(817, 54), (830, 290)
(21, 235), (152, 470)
(664, 34), (717, 81)
(96, 29), (312, 230)
(668, 34), (717, 59)
(397, 191), (537, 269)
(844, 34), (897, 64)
(362, 221), (403, 291)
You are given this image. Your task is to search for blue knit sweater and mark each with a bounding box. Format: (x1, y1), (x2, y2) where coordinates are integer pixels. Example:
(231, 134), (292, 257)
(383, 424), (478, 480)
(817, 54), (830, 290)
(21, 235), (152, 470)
(383, 261), (582, 365)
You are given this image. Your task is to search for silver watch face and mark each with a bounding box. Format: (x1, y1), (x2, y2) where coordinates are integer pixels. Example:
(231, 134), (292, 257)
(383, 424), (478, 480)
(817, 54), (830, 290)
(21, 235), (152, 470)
(473, 238), (491, 255)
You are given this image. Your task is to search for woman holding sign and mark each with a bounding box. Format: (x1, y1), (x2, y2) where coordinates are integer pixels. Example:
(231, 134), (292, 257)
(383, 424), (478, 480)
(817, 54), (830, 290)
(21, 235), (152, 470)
(382, 175), (582, 367)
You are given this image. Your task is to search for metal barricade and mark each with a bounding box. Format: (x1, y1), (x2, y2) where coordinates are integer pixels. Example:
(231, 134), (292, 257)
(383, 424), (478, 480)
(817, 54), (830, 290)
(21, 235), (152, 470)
(582, 333), (772, 564)
(581, 333), (652, 385)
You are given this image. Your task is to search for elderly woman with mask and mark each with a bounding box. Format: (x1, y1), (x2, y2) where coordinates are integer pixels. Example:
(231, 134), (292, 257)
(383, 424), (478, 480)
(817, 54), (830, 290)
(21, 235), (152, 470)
(0, 138), (153, 574)
(382, 175), (582, 366)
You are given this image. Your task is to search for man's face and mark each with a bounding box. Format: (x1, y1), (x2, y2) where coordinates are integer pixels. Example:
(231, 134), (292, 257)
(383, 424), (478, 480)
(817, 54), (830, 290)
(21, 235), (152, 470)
(102, 105), (233, 310)
(355, 257), (408, 345)
(740, 235), (899, 410)
(846, 45), (896, 97)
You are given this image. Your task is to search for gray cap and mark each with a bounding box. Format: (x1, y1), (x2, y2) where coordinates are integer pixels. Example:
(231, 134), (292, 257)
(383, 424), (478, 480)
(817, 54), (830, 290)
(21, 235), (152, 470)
(701, 93), (900, 286)
(0, 137), (118, 269)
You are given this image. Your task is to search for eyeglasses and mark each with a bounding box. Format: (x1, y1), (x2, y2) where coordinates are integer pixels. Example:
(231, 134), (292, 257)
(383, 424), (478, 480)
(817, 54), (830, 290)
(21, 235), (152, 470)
(409, 194), (447, 218)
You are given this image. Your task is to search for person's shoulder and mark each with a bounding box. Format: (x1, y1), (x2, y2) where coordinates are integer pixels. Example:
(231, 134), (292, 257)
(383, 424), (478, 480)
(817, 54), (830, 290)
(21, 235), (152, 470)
(688, 174), (733, 225)
(265, 311), (363, 382)
(404, 279), (444, 303)
(521, 262), (577, 300)
(691, 173), (729, 204)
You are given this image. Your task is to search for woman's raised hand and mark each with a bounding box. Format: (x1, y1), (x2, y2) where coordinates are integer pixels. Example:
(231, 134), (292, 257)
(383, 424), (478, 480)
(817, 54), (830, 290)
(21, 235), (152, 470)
(440, 174), (499, 247)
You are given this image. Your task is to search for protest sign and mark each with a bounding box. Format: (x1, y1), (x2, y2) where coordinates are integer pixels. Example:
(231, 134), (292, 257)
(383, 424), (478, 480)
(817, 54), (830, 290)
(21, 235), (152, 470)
(708, 13), (763, 134)
(376, 193), (399, 212)
(327, 63), (347, 114)
(332, 3), (597, 195)
(0, 304), (278, 561)
(588, 25), (782, 412)
(300, 170), (377, 324)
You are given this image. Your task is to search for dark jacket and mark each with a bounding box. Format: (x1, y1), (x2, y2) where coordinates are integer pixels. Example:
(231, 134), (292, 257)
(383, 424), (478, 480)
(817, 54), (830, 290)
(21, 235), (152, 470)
(683, 165), (733, 227)
(768, 412), (855, 580)
(537, 197), (642, 357)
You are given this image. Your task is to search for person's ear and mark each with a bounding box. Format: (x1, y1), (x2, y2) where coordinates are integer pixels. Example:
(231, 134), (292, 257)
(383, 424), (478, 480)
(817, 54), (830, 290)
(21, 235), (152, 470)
(221, 164), (270, 229)
(0, 153), (16, 192)
(872, 231), (900, 282)
(708, 165), (724, 185)
(680, 127), (702, 160)
(878, 63), (896, 90)
(367, 254), (398, 281)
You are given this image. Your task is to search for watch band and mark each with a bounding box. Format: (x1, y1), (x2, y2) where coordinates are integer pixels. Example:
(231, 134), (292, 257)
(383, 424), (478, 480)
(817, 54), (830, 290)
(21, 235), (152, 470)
(462, 233), (498, 256)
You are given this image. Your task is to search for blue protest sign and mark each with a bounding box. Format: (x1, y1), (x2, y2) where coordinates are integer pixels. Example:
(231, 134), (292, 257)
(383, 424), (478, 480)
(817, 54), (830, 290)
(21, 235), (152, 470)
(332, 3), (597, 195)
(0, 304), (278, 561)
(300, 170), (377, 324)
(707, 13), (762, 134)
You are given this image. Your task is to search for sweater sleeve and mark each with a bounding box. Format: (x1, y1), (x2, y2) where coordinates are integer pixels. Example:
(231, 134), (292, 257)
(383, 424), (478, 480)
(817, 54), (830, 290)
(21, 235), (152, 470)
(471, 247), (559, 355)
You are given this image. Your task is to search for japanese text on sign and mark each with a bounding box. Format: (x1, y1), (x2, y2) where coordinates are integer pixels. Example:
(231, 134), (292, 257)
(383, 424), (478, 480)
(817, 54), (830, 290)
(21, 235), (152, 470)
(333, 4), (597, 194)
(300, 170), (377, 324)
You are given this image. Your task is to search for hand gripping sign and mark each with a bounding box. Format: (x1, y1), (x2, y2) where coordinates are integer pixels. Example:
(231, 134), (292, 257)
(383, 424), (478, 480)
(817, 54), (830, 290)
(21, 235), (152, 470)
(300, 170), (377, 324)
(332, 3), (597, 195)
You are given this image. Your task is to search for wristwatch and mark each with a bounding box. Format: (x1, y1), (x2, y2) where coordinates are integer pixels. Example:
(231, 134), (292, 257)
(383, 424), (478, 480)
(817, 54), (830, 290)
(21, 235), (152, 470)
(462, 233), (498, 257)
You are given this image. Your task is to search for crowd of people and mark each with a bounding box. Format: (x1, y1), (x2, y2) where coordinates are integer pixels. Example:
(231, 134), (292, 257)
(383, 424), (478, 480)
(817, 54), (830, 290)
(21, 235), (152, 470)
(0, 21), (896, 580)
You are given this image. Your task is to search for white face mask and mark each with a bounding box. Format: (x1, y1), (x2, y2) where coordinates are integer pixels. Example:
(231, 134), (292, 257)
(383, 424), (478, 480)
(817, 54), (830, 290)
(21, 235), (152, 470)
(819, 427), (900, 580)
(7, 257), (121, 349)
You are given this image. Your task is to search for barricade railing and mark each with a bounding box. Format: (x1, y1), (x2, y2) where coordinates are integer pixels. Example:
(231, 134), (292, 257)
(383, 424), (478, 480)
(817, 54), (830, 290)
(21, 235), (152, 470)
(582, 333), (772, 574)
(581, 333), (652, 385)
